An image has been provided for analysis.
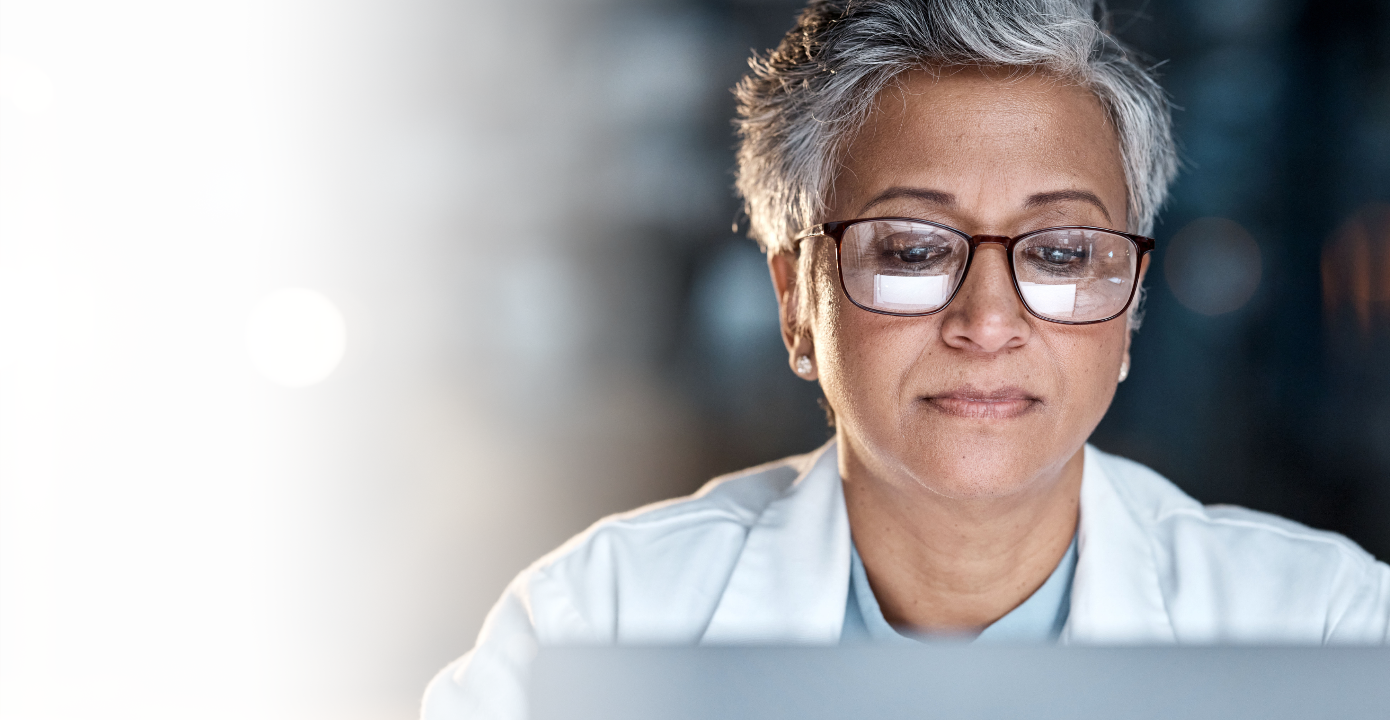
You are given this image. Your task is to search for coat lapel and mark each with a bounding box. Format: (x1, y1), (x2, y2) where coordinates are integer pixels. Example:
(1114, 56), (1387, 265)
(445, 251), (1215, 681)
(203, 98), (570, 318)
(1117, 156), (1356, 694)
(1062, 445), (1177, 644)
(699, 441), (1175, 645)
(700, 441), (851, 644)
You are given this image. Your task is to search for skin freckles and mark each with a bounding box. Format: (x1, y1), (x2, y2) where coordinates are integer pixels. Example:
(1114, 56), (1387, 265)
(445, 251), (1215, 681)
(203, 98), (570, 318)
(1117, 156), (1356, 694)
(770, 67), (1148, 633)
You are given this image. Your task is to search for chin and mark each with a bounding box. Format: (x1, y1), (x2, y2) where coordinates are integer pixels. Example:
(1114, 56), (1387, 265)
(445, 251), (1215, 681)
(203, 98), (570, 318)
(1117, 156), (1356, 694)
(900, 434), (1052, 500)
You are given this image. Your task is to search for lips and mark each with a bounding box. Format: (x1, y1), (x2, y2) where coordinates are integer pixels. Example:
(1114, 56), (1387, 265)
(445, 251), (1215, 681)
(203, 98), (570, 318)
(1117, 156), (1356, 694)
(924, 385), (1040, 419)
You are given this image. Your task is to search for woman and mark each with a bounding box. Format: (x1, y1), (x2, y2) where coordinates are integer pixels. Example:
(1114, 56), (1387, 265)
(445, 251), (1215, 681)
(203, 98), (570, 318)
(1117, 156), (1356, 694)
(424, 1), (1390, 717)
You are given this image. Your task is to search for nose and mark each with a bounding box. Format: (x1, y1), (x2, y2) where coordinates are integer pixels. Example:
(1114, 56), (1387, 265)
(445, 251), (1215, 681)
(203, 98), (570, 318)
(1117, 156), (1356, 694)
(939, 244), (1032, 353)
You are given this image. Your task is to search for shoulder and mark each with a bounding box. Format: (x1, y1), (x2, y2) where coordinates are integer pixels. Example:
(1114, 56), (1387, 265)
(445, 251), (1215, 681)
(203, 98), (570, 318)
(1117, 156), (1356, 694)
(421, 448), (827, 719)
(1090, 447), (1380, 572)
(536, 447), (813, 575)
(517, 447), (821, 643)
(1090, 446), (1390, 642)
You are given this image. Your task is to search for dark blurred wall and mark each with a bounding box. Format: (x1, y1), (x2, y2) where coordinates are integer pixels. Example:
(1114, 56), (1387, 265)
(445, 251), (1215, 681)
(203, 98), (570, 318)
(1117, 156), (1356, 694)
(618, 0), (1390, 560)
(1084, 0), (1390, 561)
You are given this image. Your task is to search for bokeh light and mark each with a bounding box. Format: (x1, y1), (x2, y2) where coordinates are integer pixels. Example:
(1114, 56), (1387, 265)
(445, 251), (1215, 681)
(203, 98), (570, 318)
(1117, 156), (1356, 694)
(246, 288), (346, 387)
(0, 55), (55, 117)
(1322, 204), (1390, 336)
(1163, 217), (1263, 316)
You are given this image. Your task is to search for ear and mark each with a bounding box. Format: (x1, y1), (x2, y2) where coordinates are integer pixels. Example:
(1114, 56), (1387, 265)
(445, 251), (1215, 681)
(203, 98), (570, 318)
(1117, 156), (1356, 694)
(768, 250), (818, 380)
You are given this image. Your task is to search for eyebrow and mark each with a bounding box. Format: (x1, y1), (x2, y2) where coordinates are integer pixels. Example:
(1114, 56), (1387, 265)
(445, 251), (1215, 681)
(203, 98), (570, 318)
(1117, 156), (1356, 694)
(1024, 189), (1113, 223)
(858, 186), (1114, 223)
(859, 187), (956, 215)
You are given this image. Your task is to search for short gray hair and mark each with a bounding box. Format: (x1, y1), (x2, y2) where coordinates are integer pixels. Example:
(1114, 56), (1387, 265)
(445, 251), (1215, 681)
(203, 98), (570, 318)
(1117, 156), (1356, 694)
(734, 0), (1178, 255)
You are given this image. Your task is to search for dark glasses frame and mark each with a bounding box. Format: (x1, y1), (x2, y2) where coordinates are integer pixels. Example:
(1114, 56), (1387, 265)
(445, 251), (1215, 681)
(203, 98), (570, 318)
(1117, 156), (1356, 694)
(796, 217), (1156, 326)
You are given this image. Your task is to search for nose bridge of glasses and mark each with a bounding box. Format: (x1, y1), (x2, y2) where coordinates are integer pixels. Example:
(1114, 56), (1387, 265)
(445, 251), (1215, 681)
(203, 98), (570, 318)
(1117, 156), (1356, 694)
(968, 234), (1014, 248)
(955, 237), (1019, 305)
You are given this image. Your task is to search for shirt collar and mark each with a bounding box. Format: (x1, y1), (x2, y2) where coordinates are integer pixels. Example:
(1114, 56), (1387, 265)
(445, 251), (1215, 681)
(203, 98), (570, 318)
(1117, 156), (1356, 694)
(844, 532), (1077, 645)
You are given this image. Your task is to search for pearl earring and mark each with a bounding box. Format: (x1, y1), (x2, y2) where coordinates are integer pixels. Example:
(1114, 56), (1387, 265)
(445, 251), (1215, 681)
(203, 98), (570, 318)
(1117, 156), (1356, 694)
(796, 355), (814, 376)
(1118, 361), (1129, 383)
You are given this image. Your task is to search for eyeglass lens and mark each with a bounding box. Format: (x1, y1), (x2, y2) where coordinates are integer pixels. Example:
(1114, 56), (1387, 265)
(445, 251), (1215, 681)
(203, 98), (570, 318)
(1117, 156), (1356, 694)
(837, 220), (1139, 322)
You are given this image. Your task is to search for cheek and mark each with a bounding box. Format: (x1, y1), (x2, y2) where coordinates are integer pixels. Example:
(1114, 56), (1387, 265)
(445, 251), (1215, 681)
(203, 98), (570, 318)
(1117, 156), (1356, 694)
(814, 289), (934, 415)
(1050, 323), (1127, 407)
(812, 283), (863, 402)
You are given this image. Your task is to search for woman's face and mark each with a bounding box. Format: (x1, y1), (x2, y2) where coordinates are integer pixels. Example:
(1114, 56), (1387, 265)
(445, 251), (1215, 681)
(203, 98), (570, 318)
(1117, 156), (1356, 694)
(788, 68), (1139, 499)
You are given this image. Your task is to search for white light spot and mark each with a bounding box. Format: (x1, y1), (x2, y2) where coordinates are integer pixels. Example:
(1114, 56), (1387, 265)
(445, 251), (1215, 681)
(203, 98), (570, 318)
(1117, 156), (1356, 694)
(0, 56), (55, 117)
(1018, 281), (1076, 316)
(874, 273), (950, 310)
(246, 288), (345, 387)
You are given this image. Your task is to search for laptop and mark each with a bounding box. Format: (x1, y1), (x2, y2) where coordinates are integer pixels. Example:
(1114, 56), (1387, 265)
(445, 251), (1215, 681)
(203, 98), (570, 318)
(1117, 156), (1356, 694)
(531, 645), (1389, 720)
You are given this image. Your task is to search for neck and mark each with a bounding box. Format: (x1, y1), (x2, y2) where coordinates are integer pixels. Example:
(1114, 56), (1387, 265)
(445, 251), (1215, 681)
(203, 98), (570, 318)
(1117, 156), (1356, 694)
(838, 431), (1083, 635)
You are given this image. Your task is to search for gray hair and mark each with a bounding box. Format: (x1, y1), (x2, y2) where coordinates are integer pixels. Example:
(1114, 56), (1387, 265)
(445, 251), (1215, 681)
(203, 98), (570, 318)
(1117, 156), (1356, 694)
(733, 0), (1178, 256)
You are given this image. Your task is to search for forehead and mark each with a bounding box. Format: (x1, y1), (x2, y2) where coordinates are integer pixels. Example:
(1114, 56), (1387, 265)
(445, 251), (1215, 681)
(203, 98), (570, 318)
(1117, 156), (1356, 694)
(833, 67), (1126, 223)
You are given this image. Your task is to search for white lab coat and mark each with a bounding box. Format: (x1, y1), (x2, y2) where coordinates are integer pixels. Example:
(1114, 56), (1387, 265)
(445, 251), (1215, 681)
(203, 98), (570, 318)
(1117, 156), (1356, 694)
(422, 441), (1390, 720)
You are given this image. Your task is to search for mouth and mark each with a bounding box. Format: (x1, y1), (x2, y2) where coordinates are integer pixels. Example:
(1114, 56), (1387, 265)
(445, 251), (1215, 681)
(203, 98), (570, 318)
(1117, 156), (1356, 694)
(924, 386), (1041, 420)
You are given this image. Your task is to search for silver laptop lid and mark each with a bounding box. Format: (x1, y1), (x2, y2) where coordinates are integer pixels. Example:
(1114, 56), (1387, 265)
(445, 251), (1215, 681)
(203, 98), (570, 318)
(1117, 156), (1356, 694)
(532, 646), (1390, 720)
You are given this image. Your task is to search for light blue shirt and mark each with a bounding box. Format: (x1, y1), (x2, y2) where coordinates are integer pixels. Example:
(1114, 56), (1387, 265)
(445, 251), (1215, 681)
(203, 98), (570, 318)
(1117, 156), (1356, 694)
(842, 534), (1078, 644)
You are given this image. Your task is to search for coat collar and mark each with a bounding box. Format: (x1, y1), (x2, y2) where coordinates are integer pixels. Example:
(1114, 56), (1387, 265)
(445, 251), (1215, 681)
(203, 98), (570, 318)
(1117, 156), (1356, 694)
(700, 440), (1177, 645)
(1062, 446), (1177, 643)
(701, 440), (850, 644)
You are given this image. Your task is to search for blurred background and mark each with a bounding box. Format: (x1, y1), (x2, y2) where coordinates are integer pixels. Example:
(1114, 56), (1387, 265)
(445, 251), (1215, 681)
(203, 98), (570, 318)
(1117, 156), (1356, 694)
(1, 0), (1386, 717)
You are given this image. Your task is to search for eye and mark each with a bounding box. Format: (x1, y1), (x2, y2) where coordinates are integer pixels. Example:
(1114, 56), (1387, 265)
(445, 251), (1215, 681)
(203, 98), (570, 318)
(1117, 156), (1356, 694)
(896, 246), (937, 263)
(1027, 246), (1087, 265)
(880, 234), (950, 264)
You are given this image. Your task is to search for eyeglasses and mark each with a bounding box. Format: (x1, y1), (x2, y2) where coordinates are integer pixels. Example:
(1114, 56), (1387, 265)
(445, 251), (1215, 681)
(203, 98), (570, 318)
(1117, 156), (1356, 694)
(796, 217), (1155, 325)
